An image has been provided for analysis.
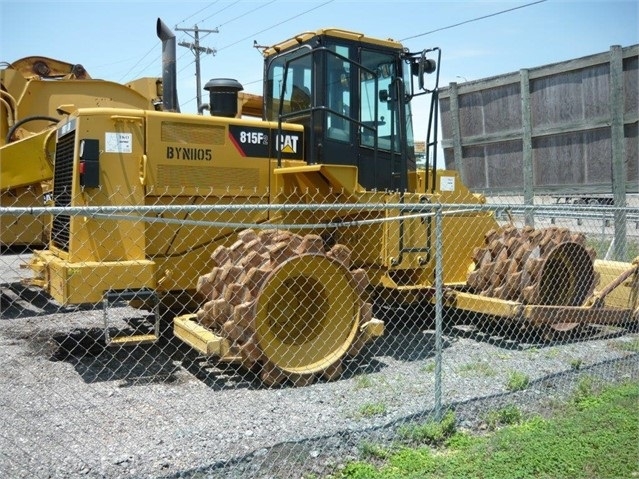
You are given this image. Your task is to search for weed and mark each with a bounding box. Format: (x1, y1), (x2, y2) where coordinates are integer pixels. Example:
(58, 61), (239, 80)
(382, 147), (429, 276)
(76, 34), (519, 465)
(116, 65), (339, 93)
(398, 410), (456, 445)
(573, 376), (603, 410)
(355, 375), (373, 389)
(421, 361), (436, 373)
(483, 404), (523, 430)
(357, 402), (387, 418)
(544, 348), (560, 359)
(569, 358), (583, 370)
(359, 441), (391, 460)
(506, 371), (530, 391)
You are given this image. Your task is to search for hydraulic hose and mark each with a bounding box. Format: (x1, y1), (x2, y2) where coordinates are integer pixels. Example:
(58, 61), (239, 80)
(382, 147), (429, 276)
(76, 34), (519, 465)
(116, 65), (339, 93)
(6, 115), (59, 143)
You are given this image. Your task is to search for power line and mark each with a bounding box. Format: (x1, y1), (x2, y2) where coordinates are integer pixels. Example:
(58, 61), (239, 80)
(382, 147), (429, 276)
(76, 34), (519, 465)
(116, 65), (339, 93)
(217, 0), (335, 52)
(178, 59), (196, 76)
(215, 0), (277, 29)
(199, 0), (243, 24)
(178, 1), (219, 26)
(400, 0), (547, 41)
(117, 42), (158, 83)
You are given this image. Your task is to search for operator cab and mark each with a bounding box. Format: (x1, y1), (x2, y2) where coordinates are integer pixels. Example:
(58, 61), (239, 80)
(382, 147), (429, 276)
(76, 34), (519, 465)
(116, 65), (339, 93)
(263, 29), (438, 191)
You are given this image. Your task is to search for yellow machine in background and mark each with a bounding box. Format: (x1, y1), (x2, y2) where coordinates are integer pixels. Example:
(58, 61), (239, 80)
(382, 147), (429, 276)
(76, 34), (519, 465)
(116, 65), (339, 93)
(23, 19), (638, 386)
(0, 55), (162, 247)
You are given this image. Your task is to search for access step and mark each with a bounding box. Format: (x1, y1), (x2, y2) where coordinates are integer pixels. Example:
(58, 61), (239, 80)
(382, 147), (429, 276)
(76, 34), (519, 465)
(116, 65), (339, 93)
(103, 289), (160, 346)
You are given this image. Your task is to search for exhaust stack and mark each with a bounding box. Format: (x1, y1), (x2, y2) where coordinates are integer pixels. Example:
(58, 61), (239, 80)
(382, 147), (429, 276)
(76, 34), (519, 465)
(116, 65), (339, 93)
(156, 18), (180, 112)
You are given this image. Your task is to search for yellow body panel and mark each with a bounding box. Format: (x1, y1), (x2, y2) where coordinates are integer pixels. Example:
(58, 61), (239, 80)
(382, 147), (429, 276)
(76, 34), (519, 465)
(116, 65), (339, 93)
(1, 186), (48, 245)
(270, 167), (498, 298)
(27, 109), (308, 303)
(1, 129), (55, 190)
(28, 249), (154, 305)
(593, 259), (637, 309)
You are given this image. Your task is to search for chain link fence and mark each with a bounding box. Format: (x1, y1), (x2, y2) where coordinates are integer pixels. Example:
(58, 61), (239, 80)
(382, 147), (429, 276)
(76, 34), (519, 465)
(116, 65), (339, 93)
(1, 188), (638, 478)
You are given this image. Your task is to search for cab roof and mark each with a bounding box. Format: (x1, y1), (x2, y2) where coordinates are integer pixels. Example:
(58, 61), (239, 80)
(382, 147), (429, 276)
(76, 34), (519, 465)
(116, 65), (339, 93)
(263, 28), (404, 57)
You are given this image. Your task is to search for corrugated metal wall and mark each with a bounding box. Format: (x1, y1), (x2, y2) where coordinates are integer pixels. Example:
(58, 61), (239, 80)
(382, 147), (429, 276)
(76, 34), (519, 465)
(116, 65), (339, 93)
(439, 44), (638, 196)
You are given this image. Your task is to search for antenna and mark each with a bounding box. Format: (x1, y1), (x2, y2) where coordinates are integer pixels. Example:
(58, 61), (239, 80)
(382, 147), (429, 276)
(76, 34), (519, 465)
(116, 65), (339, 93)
(176, 24), (219, 113)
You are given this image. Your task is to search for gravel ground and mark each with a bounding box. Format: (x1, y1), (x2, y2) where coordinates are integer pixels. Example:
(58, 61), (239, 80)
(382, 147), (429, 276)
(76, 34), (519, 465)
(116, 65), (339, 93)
(1, 251), (638, 479)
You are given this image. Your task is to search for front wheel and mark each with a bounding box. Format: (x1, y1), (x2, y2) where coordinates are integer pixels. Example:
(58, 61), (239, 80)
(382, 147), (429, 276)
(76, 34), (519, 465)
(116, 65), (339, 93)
(195, 229), (372, 386)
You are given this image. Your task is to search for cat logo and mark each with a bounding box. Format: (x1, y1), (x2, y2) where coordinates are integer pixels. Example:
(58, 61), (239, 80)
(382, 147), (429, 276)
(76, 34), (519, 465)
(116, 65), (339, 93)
(275, 134), (299, 154)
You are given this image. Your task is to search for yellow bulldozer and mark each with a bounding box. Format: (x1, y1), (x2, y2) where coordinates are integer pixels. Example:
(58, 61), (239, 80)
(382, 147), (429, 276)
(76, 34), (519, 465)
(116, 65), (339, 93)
(21, 19), (638, 386)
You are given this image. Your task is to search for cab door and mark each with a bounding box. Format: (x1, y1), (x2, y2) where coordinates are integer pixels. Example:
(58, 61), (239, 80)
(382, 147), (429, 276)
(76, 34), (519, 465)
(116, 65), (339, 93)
(320, 46), (409, 191)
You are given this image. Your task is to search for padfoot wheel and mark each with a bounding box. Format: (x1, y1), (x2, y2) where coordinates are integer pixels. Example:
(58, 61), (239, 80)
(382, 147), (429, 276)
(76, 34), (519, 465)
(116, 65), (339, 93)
(195, 229), (372, 386)
(467, 226), (597, 306)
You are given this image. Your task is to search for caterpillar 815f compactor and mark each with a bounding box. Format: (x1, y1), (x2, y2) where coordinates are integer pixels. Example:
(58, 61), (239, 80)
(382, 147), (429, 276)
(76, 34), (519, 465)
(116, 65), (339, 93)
(0, 55), (166, 247)
(25, 19), (638, 386)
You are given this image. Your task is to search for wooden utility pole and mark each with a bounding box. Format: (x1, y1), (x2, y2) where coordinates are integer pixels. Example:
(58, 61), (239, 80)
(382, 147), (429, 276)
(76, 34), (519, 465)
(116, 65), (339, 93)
(175, 24), (218, 113)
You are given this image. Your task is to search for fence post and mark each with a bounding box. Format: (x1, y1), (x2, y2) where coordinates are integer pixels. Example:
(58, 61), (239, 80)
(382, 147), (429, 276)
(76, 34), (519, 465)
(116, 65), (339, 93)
(449, 82), (465, 186)
(610, 45), (627, 261)
(434, 203), (443, 421)
(520, 68), (534, 228)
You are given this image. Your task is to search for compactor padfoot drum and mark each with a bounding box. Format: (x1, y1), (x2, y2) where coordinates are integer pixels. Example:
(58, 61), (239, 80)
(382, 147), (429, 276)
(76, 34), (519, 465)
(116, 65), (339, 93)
(195, 229), (377, 386)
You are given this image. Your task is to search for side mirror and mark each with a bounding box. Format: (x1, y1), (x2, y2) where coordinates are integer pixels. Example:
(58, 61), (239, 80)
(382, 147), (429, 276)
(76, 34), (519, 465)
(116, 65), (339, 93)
(416, 50), (437, 90)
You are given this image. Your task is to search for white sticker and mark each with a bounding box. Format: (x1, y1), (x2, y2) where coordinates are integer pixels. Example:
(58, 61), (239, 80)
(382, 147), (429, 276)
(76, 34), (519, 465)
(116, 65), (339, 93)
(105, 132), (132, 153)
(440, 176), (455, 192)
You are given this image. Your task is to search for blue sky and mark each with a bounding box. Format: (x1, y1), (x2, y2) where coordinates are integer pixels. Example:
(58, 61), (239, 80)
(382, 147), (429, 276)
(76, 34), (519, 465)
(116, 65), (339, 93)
(2, 0), (637, 140)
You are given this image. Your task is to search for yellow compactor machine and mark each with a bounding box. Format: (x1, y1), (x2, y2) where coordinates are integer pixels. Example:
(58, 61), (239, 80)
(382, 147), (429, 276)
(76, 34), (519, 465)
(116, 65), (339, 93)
(1, 54), (165, 247)
(23, 19), (638, 386)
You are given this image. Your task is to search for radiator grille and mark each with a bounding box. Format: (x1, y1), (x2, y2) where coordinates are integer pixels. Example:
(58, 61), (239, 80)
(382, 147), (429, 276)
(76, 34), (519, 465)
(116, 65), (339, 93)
(51, 131), (75, 251)
(161, 122), (225, 145)
(156, 165), (259, 189)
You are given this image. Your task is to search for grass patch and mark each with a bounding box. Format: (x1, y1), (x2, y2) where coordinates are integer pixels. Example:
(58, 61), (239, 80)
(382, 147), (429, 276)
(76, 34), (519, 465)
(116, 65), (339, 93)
(421, 361), (436, 373)
(506, 371), (530, 391)
(355, 375), (374, 389)
(457, 361), (496, 377)
(336, 381), (639, 479)
(397, 411), (456, 446)
(483, 404), (523, 431)
(357, 402), (387, 418)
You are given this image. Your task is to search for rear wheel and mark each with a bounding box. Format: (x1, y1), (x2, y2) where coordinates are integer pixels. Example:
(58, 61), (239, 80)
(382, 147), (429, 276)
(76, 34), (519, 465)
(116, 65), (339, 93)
(467, 225), (596, 306)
